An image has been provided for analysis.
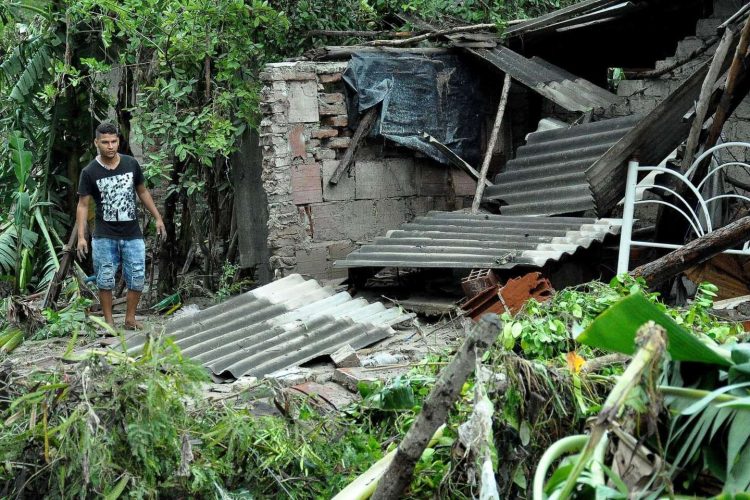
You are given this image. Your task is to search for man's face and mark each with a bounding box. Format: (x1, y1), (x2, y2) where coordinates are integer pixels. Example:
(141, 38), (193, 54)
(94, 133), (119, 159)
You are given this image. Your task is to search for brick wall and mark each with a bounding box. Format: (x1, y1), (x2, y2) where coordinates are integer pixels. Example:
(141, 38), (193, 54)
(256, 61), (475, 281)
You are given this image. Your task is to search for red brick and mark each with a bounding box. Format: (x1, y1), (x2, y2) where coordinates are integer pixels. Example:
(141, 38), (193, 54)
(320, 93), (345, 104)
(319, 101), (347, 116)
(311, 128), (339, 139)
(319, 73), (343, 83)
(291, 163), (323, 205)
(322, 115), (349, 127)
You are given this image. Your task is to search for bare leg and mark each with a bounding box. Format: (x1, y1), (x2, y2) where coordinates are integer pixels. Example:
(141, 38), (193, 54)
(100, 289), (115, 326)
(125, 290), (143, 329)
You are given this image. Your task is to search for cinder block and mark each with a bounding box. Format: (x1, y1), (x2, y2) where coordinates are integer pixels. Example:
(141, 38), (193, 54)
(629, 97), (660, 116)
(327, 240), (358, 260)
(295, 243), (329, 278)
(312, 200), (377, 242)
(355, 159), (418, 199)
(291, 162), (322, 205)
(417, 160), (448, 196)
(676, 37), (704, 59)
(322, 160), (355, 201)
(643, 80), (676, 97)
(616, 79), (646, 97)
(371, 198), (412, 238)
(288, 80), (319, 123)
(452, 169), (477, 197)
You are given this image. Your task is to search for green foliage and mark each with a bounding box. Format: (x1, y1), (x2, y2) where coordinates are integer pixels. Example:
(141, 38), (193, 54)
(214, 261), (252, 302)
(36, 297), (93, 340)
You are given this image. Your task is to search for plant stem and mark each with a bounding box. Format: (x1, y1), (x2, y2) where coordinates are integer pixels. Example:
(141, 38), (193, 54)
(557, 322), (667, 498)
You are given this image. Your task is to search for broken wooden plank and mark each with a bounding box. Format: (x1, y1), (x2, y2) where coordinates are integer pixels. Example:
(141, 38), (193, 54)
(631, 216), (750, 287)
(421, 133), (491, 187)
(372, 315), (502, 500)
(329, 106), (378, 185)
(472, 73), (511, 213)
(682, 27), (736, 171)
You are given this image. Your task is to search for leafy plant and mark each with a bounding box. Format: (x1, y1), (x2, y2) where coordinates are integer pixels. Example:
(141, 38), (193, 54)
(35, 297), (93, 340)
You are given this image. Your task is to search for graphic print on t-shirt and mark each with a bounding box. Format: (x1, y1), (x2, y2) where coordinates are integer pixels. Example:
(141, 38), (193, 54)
(96, 172), (136, 221)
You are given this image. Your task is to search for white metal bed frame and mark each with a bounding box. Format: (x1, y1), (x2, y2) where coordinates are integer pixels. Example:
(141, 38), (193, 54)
(617, 142), (750, 274)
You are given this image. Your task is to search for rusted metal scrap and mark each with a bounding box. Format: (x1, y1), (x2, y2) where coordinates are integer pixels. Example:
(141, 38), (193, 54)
(461, 271), (555, 320)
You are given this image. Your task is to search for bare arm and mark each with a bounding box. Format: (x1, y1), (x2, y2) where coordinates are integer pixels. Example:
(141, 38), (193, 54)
(135, 184), (166, 238)
(76, 195), (90, 259)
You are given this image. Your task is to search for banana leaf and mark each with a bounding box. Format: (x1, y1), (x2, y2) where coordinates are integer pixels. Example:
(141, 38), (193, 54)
(576, 292), (731, 366)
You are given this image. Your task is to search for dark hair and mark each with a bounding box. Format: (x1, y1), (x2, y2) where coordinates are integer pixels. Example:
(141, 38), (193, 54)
(95, 122), (118, 138)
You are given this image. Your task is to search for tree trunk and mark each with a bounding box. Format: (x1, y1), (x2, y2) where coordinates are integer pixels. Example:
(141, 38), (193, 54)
(631, 215), (750, 287)
(372, 315), (502, 499)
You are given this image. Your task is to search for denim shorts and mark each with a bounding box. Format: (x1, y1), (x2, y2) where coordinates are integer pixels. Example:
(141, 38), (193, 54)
(92, 238), (146, 292)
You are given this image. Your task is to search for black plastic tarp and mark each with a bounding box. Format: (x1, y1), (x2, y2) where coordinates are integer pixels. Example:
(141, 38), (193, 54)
(343, 52), (491, 166)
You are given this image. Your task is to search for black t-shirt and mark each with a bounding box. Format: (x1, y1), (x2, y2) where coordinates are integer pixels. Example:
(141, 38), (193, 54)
(77, 154), (145, 239)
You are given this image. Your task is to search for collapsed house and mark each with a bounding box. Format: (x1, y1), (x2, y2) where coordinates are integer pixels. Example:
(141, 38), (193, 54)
(233, 0), (750, 302)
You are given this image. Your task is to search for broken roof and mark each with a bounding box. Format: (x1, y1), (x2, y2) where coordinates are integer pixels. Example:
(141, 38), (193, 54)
(335, 211), (622, 269)
(483, 115), (639, 216)
(467, 47), (621, 112)
(126, 275), (413, 379)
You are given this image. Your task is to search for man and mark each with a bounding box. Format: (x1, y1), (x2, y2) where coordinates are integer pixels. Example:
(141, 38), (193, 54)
(76, 122), (165, 329)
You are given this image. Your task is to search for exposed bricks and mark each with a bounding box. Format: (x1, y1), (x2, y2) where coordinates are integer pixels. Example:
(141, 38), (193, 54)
(319, 73), (343, 84)
(327, 137), (352, 149)
(319, 101), (347, 116)
(289, 125), (306, 159)
(320, 93), (345, 104)
(323, 115), (349, 127)
(311, 128), (339, 139)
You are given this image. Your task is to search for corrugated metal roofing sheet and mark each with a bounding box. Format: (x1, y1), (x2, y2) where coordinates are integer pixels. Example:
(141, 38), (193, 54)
(125, 274), (413, 379)
(483, 115), (639, 216)
(467, 46), (621, 112)
(335, 211), (622, 269)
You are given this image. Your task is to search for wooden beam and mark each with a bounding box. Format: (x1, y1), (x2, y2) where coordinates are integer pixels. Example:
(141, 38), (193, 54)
(372, 315), (501, 500)
(631, 215), (750, 287)
(472, 73), (511, 213)
(328, 106), (378, 185)
(308, 46), (455, 61)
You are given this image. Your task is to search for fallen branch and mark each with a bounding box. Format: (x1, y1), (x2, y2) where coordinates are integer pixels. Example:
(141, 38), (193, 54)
(372, 315), (501, 500)
(581, 353), (630, 373)
(329, 106), (378, 185)
(630, 215), (750, 287)
(306, 29), (417, 38)
(472, 73), (511, 213)
(368, 23), (496, 47)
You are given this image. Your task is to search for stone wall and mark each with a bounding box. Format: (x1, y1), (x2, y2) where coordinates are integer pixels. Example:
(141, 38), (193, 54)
(255, 61), (476, 281)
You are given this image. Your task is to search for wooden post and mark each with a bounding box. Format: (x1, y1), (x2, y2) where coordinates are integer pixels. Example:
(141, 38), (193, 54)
(631, 215), (750, 287)
(472, 73), (511, 213)
(682, 28), (735, 171)
(328, 106), (378, 185)
(689, 14), (750, 185)
(372, 315), (502, 500)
